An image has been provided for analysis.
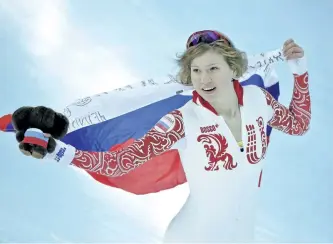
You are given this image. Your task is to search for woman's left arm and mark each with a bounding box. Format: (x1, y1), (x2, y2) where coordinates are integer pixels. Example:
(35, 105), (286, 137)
(262, 39), (311, 136)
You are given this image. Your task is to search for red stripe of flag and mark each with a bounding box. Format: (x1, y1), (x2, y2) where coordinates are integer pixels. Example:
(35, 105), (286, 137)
(0, 114), (12, 132)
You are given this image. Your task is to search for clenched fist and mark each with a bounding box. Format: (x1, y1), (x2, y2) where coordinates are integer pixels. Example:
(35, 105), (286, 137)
(283, 39), (304, 60)
(12, 106), (69, 159)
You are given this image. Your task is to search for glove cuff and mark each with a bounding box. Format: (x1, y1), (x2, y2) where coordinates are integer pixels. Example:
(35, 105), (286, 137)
(45, 139), (75, 165)
(287, 56), (307, 75)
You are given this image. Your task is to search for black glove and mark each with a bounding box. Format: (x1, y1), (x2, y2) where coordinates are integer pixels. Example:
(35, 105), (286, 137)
(12, 106), (69, 159)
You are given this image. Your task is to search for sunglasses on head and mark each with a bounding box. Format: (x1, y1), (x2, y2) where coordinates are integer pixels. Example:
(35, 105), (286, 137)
(186, 30), (233, 49)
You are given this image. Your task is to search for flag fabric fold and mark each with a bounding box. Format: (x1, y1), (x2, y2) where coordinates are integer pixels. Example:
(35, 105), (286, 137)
(1, 48), (285, 195)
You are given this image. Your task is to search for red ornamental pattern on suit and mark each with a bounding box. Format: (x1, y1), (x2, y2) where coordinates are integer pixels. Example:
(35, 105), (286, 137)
(198, 117), (267, 171)
(72, 110), (185, 177)
(246, 116), (267, 164)
(264, 72), (310, 135)
(197, 133), (237, 171)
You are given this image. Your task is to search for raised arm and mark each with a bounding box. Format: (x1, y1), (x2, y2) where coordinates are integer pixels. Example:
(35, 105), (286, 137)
(48, 110), (186, 177)
(262, 56), (311, 136)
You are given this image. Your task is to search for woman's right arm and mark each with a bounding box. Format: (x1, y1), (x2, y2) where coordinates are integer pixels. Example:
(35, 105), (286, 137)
(50, 110), (185, 177)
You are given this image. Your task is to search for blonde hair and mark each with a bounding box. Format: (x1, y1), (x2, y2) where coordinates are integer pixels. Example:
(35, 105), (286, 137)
(176, 40), (248, 85)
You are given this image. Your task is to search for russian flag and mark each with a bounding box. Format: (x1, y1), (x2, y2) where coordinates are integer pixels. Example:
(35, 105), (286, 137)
(0, 48), (284, 195)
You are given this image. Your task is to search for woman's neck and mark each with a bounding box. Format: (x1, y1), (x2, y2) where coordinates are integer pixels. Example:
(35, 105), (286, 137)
(210, 93), (239, 118)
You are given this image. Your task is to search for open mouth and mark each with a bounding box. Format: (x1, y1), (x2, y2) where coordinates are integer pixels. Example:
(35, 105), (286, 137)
(202, 87), (216, 92)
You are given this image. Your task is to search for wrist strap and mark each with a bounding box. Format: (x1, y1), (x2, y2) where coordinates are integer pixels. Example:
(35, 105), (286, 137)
(45, 139), (76, 165)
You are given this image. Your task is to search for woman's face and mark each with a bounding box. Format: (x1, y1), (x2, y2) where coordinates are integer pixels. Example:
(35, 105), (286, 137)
(190, 50), (235, 103)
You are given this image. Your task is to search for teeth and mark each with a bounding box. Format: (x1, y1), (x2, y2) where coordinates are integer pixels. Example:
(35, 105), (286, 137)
(203, 87), (215, 91)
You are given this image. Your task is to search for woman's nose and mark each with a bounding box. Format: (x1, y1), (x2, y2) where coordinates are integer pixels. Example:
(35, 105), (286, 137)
(200, 72), (211, 84)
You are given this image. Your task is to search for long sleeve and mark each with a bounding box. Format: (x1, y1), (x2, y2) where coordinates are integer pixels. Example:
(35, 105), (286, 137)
(262, 57), (311, 135)
(50, 109), (186, 177)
